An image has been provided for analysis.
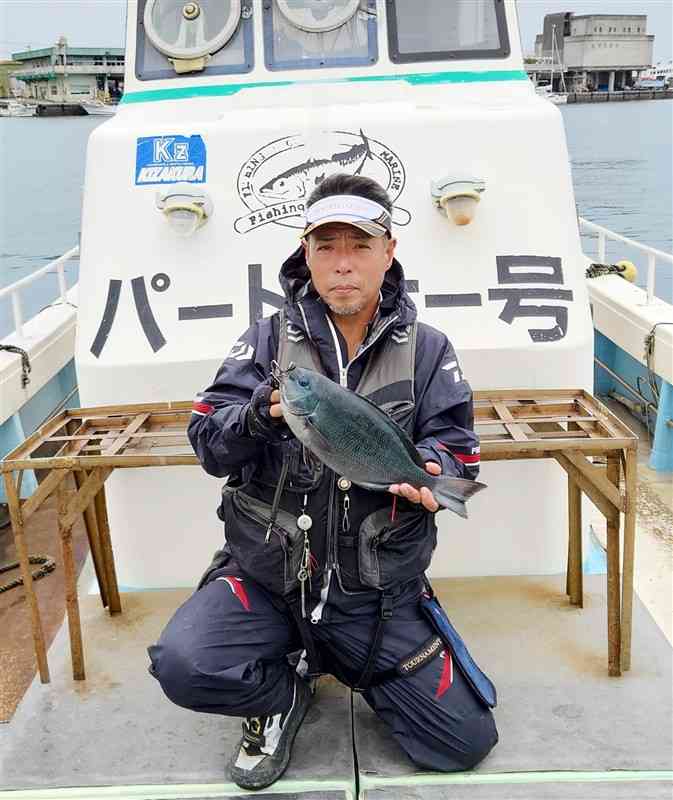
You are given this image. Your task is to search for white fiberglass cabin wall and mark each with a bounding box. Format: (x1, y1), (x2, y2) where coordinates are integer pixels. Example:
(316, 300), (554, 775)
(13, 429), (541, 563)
(75, 0), (593, 588)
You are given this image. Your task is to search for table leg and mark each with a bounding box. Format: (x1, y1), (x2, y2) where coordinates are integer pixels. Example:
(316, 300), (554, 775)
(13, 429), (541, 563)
(621, 448), (637, 671)
(606, 454), (621, 677)
(3, 471), (50, 683)
(567, 474), (583, 607)
(57, 477), (86, 681)
(73, 469), (109, 609)
(94, 483), (121, 614)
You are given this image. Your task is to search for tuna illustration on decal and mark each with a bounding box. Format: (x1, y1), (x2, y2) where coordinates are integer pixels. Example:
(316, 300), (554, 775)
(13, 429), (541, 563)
(258, 129), (374, 200)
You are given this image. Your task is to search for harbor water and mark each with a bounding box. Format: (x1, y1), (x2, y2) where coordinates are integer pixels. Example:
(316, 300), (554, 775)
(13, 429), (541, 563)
(0, 99), (671, 339)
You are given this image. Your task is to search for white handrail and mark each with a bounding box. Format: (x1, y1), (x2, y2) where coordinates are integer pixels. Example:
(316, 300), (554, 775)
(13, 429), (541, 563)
(0, 246), (79, 337)
(579, 217), (672, 305)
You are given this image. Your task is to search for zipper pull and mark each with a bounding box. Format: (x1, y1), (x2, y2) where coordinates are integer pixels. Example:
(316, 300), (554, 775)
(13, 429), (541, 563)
(265, 523), (273, 544)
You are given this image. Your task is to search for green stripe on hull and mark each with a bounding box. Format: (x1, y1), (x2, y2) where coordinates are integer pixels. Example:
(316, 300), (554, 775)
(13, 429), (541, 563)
(121, 69), (528, 104)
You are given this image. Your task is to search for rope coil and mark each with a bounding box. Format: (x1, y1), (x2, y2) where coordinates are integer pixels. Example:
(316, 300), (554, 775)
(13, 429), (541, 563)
(0, 344), (31, 387)
(0, 555), (56, 594)
(586, 262), (628, 279)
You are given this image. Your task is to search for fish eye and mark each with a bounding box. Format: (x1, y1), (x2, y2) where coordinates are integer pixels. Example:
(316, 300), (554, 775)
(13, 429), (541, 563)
(298, 376), (310, 388)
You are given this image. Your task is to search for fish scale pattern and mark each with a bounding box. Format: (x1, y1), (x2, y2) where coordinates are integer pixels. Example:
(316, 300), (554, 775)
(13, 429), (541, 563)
(311, 382), (427, 487)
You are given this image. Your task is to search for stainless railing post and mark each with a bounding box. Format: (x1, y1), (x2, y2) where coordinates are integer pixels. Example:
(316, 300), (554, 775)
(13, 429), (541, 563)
(11, 291), (24, 338)
(646, 252), (656, 305)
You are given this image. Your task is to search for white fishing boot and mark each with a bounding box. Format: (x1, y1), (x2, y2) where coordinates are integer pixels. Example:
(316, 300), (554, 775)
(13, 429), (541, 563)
(228, 674), (313, 790)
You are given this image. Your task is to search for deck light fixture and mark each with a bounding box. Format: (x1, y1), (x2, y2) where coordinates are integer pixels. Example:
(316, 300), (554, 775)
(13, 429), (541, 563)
(431, 177), (486, 226)
(155, 185), (213, 237)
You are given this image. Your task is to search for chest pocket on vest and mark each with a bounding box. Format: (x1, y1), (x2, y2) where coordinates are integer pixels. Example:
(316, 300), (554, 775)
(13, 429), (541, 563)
(358, 507), (436, 591)
(219, 485), (320, 597)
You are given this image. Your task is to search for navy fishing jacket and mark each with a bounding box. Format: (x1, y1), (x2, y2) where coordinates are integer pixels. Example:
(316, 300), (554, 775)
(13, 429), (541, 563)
(188, 246), (480, 595)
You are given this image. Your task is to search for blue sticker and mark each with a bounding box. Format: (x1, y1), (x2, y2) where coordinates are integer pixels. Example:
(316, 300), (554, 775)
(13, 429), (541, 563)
(135, 134), (206, 185)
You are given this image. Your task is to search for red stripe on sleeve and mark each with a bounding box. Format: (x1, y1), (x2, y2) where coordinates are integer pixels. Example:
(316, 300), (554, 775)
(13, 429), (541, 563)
(451, 452), (481, 465)
(192, 401), (215, 415)
(436, 444), (481, 464)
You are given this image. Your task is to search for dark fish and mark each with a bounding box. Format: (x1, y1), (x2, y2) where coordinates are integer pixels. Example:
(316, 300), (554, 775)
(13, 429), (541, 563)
(277, 365), (487, 519)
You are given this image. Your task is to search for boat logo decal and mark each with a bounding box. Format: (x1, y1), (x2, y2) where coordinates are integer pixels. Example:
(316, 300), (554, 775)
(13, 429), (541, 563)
(234, 129), (411, 234)
(135, 134), (207, 185)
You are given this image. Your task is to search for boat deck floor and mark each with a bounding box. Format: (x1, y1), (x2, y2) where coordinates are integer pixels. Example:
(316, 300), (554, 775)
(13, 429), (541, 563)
(0, 572), (671, 800)
(0, 397), (671, 798)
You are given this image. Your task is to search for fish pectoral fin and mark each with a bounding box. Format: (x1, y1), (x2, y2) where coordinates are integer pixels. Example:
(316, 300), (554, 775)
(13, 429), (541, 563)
(352, 479), (390, 492)
(305, 416), (335, 455)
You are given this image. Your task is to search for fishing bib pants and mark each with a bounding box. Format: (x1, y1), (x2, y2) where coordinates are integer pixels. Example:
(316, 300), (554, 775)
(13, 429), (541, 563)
(148, 572), (498, 773)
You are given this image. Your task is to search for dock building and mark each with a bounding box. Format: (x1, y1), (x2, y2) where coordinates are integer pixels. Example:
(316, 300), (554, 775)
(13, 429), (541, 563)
(533, 12), (654, 92)
(10, 38), (124, 102)
(0, 59), (21, 98)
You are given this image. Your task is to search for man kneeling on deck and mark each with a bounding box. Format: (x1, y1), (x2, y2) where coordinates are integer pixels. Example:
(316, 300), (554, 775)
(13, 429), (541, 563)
(148, 173), (498, 790)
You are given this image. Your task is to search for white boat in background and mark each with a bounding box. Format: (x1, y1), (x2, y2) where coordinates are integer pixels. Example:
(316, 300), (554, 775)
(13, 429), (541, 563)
(0, 99), (36, 117)
(534, 22), (568, 104)
(80, 99), (117, 116)
(535, 84), (568, 104)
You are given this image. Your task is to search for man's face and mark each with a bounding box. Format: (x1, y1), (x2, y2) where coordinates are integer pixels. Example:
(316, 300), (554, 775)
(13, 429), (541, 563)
(303, 222), (397, 317)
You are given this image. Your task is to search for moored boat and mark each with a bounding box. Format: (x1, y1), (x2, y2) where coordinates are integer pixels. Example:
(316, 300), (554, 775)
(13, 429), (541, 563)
(80, 99), (117, 116)
(0, 99), (36, 117)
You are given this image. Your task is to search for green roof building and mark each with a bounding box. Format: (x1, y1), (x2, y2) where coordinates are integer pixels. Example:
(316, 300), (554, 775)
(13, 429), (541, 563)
(11, 38), (124, 102)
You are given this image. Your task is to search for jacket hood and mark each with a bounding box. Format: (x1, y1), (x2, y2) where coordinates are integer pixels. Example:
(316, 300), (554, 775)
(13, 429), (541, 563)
(279, 245), (416, 323)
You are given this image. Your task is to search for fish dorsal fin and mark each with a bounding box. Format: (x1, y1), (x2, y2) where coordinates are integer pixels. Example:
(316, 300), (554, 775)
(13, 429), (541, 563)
(356, 391), (425, 470)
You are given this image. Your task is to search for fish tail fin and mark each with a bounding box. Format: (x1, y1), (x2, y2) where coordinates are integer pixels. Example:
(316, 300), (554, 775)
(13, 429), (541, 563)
(359, 128), (373, 160)
(430, 476), (488, 519)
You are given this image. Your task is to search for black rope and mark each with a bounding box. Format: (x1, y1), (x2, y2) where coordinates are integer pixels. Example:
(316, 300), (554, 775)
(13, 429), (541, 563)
(585, 262), (628, 279)
(0, 344), (31, 387)
(0, 555), (56, 593)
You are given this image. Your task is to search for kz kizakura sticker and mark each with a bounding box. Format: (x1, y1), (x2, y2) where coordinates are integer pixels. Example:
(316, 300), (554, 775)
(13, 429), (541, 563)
(234, 129), (411, 234)
(135, 134), (207, 185)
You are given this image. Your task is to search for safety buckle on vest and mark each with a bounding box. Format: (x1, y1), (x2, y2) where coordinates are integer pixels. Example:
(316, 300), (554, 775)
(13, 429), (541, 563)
(380, 593), (393, 619)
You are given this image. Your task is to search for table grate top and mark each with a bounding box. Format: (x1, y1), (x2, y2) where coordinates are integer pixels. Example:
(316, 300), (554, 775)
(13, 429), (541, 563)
(0, 401), (197, 471)
(1, 390), (638, 472)
(473, 389), (638, 453)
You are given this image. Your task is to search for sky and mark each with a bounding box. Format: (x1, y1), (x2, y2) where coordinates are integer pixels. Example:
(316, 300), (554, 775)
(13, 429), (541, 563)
(0, 0), (671, 61)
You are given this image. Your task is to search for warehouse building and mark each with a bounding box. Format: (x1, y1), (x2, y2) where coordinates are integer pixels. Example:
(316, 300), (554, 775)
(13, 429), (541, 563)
(534, 12), (654, 92)
(11, 37), (124, 102)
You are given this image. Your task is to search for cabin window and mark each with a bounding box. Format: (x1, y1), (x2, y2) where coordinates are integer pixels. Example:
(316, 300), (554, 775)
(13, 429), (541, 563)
(263, 0), (378, 71)
(136, 0), (254, 81)
(387, 0), (509, 63)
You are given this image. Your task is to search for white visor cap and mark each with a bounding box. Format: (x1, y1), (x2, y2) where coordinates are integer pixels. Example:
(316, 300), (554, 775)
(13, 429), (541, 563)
(302, 195), (392, 238)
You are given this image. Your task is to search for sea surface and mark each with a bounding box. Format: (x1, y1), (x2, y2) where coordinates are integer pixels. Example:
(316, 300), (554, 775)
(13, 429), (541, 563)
(0, 101), (671, 338)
